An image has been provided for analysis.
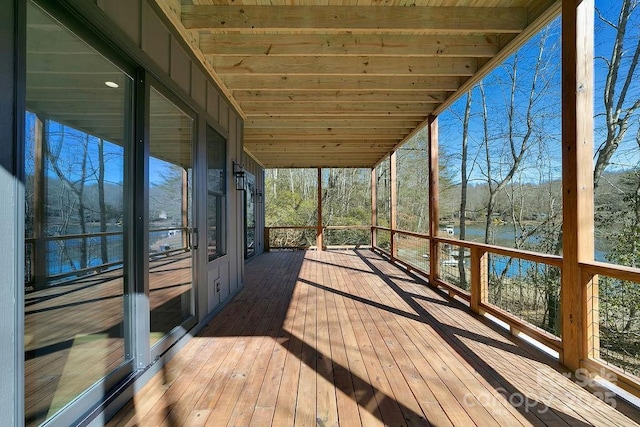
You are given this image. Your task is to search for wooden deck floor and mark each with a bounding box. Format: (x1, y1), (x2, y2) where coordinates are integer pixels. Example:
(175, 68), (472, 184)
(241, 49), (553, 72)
(108, 250), (640, 427)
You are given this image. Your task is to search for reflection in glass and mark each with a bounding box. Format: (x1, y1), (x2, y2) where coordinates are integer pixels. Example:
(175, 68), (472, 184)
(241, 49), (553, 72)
(24, 2), (130, 424)
(207, 126), (226, 261)
(148, 87), (194, 346)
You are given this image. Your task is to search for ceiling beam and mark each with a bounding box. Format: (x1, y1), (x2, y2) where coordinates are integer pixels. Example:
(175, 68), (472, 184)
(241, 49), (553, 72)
(245, 119), (422, 129)
(253, 155), (382, 167)
(246, 140), (395, 147)
(242, 102), (435, 115)
(253, 150), (391, 155)
(209, 56), (477, 76)
(182, 5), (528, 34)
(245, 128), (409, 139)
(221, 75), (464, 91)
(199, 33), (500, 57)
(234, 90), (448, 103)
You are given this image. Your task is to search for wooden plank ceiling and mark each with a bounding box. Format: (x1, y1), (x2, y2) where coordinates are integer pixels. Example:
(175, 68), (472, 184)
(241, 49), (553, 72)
(156, 0), (560, 168)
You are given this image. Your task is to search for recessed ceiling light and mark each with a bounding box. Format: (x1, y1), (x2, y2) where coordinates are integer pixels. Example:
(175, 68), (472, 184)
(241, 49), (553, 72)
(104, 81), (119, 88)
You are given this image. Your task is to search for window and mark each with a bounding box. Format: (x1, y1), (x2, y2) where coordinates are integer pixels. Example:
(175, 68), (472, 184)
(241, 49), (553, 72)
(207, 125), (226, 261)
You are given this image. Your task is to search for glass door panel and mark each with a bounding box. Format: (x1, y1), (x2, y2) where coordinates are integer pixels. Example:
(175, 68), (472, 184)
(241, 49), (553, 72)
(207, 125), (226, 262)
(24, 2), (131, 424)
(148, 87), (194, 346)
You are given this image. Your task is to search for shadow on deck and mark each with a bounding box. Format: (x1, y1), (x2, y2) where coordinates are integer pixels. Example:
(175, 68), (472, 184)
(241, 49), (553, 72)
(109, 249), (640, 426)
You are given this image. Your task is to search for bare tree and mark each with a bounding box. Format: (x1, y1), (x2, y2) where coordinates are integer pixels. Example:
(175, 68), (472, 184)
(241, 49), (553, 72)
(594, 0), (640, 187)
(458, 93), (473, 288)
(45, 126), (91, 271)
(481, 26), (553, 248)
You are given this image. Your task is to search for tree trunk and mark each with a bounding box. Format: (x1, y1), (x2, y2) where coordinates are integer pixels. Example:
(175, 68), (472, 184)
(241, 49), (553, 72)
(458, 93), (472, 288)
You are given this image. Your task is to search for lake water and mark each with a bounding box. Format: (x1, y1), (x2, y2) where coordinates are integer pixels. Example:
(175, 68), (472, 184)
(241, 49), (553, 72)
(448, 224), (608, 261)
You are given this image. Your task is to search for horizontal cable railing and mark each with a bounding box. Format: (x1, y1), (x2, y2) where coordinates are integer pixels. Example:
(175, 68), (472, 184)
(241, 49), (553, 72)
(324, 225), (371, 248)
(580, 261), (640, 396)
(371, 226), (564, 355)
(264, 226), (318, 251)
(434, 235), (563, 354)
(264, 225), (372, 251)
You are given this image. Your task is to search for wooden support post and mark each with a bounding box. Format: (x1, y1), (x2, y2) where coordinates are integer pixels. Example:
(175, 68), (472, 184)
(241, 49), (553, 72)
(371, 167), (377, 248)
(317, 167), (323, 251)
(561, 0), (595, 371)
(264, 227), (270, 252)
(390, 151), (397, 261)
(428, 115), (440, 282)
(470, 247), (488, 314)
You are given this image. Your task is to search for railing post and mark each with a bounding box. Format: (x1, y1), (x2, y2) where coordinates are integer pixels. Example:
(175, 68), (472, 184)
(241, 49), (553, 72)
(428, 115), (439, 282)
(264, 227), (270, 252)
(470, 247), (488, 314)
(317, 167), (323, 251)
(390, 230), (396, 261)
(371, 168), (377, 248)
(390, 151), (397, 261)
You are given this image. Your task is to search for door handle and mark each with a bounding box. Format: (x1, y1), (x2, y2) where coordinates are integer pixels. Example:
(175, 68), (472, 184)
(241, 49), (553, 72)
(187, 228), (198, 250)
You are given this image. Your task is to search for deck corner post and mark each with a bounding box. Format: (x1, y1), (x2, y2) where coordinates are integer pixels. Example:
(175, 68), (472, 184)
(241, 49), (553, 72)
(561, 0), (595, 372)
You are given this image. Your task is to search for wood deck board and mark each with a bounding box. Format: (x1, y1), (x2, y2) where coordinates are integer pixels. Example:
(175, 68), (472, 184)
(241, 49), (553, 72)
(108, 250), (640, 427)
(353, 252), (528, 427)
(361, 252), (636, 427)
(362, 253), (570, 425)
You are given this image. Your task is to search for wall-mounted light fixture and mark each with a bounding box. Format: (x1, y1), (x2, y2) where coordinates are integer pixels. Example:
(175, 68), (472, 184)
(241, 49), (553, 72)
(233, 161), (246, 191)
(255, 190), (263, 203)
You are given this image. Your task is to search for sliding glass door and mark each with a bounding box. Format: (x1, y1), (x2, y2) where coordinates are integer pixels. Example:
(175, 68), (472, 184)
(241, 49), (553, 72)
(23, 3), (200, 424)
(24, 2), (132, 425)
(148, 87), (196, 347)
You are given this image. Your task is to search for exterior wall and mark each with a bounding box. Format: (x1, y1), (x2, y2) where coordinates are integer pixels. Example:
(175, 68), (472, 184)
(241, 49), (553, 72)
(91, 0), (245, 305)
(0, 1), (25, 425)
(8, 0), (247, 425)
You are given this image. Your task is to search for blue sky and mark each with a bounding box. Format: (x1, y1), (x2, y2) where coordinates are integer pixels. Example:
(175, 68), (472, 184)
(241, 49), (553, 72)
(438, 1), (639, 186)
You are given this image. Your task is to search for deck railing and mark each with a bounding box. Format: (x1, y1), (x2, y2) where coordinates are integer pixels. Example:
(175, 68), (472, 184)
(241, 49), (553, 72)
(264, 225), (371, 251)
(25, 227), (189, 292)
(372, 226), (564, 355)
(580, 261), (640, 392)
(371, 226), (640, 396)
